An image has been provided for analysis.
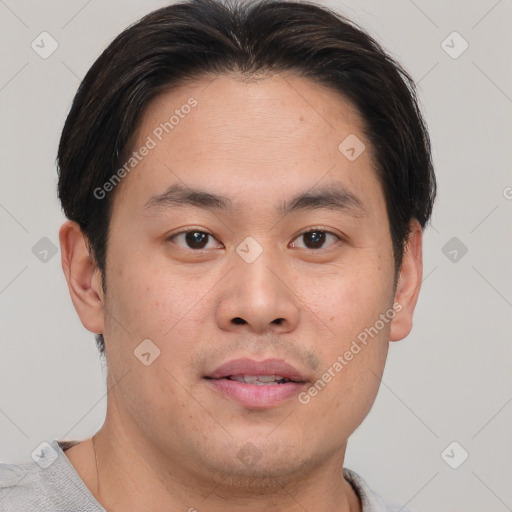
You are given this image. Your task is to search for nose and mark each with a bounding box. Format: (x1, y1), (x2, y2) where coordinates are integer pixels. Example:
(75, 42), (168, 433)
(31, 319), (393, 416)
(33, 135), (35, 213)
(215, 246), (301, 335)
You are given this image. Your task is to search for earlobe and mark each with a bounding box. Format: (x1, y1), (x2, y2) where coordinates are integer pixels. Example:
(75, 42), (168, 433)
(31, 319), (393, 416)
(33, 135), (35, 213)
(59, 221), (104, 334)
(389, 219), (423, 342)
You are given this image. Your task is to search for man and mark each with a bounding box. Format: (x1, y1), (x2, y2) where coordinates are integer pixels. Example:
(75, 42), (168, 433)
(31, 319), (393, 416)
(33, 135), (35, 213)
(0, 0), (435, 510)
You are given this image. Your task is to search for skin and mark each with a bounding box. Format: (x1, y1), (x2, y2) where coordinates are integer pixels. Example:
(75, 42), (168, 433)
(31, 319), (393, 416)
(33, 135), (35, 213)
(59, 72), (423, 512)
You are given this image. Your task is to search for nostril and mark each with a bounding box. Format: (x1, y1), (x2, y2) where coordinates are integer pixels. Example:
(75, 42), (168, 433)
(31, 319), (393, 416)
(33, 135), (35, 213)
(272, 318), (284, 325)
(232, 317), (246, 325)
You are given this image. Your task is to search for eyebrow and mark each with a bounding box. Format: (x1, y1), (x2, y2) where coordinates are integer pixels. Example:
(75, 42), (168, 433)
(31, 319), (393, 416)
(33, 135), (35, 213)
(144, 183), (365, 217)
(277, 184), (365, 217)
(144, 184), (234, 211)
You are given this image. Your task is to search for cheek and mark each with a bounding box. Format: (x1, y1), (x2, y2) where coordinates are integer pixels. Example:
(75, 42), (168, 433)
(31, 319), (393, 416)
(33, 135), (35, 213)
(107, 255), (188, 338)
(299, 285), (390, 436)
(308, 355), (385, 439)
(104, 256), (218, 380)
(103, 263), (204, 427)
(295, 261), (392, 411)
(299, 261), (393, 336)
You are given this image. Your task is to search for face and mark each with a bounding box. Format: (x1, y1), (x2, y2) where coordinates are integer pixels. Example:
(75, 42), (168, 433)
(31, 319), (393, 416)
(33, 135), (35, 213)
(68, 73), (421, 486)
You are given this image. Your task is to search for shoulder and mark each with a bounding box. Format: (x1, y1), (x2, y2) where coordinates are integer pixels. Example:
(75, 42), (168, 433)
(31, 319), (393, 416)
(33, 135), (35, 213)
(343, 468), (417, 512)
(0, 439), (104, 512)
(0, 459), (43, 511)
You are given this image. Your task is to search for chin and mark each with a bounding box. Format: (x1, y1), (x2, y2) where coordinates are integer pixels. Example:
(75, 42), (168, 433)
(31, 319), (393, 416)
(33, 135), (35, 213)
(196, 437), (323, 489)
(206, 455), (315, 495)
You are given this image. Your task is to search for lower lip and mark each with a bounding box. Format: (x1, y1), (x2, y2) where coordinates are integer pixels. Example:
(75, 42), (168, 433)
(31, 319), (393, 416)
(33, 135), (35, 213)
(205, 378), (305, 408)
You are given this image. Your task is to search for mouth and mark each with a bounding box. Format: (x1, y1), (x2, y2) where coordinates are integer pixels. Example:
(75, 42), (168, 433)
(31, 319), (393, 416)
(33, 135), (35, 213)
(204, 358), (308, 408)
(210, 375), (303, 385)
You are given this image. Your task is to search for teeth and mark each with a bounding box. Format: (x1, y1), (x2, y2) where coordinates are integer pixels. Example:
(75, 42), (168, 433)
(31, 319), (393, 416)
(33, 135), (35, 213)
(255, 375), (279, 383)
(228, 375), (289, 384)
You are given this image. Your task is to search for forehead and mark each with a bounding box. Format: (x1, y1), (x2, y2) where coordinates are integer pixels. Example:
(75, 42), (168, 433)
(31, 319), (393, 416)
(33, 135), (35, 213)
(112, 72), (383, 219)
(140, 72), (368, 159)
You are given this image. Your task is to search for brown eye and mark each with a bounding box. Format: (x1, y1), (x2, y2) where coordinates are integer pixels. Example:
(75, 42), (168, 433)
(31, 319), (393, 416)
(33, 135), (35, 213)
(185, 231), (209, 249)
(303, 230), (326, 249)
(170, 230), (221, 250)
(291, 230), (339, 250)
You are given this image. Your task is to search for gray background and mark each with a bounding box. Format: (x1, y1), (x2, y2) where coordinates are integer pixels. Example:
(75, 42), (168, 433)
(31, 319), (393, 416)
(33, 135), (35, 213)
(1, 1), (511, 511)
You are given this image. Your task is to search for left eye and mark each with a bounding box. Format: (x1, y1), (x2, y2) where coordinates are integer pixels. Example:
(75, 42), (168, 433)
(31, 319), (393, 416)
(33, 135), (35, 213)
(170, 230), (222, 250)
(290, 230), (340, 250)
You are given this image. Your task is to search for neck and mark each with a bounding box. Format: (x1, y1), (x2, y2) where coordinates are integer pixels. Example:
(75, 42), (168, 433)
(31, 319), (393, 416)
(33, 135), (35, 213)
(85, 419), (361, 512)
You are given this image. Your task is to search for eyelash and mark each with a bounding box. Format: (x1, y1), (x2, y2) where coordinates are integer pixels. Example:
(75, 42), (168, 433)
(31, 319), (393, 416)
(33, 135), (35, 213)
(167, 228), (342, 251)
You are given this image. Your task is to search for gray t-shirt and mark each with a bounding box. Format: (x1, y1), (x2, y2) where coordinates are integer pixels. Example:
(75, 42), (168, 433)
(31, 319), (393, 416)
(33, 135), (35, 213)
(0, 439), (413, 511)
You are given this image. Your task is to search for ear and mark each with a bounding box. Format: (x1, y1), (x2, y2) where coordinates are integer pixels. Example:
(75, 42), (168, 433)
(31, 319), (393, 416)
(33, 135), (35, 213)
(389, 219), (423, 342)
(59, 221), (104, 334)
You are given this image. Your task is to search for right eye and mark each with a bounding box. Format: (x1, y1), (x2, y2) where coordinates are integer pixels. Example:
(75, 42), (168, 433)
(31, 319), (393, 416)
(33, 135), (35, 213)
(168, 230), (223, 251)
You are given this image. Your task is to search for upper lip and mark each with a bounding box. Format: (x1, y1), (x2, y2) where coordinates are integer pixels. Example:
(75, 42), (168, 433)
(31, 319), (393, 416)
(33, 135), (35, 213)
(206, 358), (308, 383)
